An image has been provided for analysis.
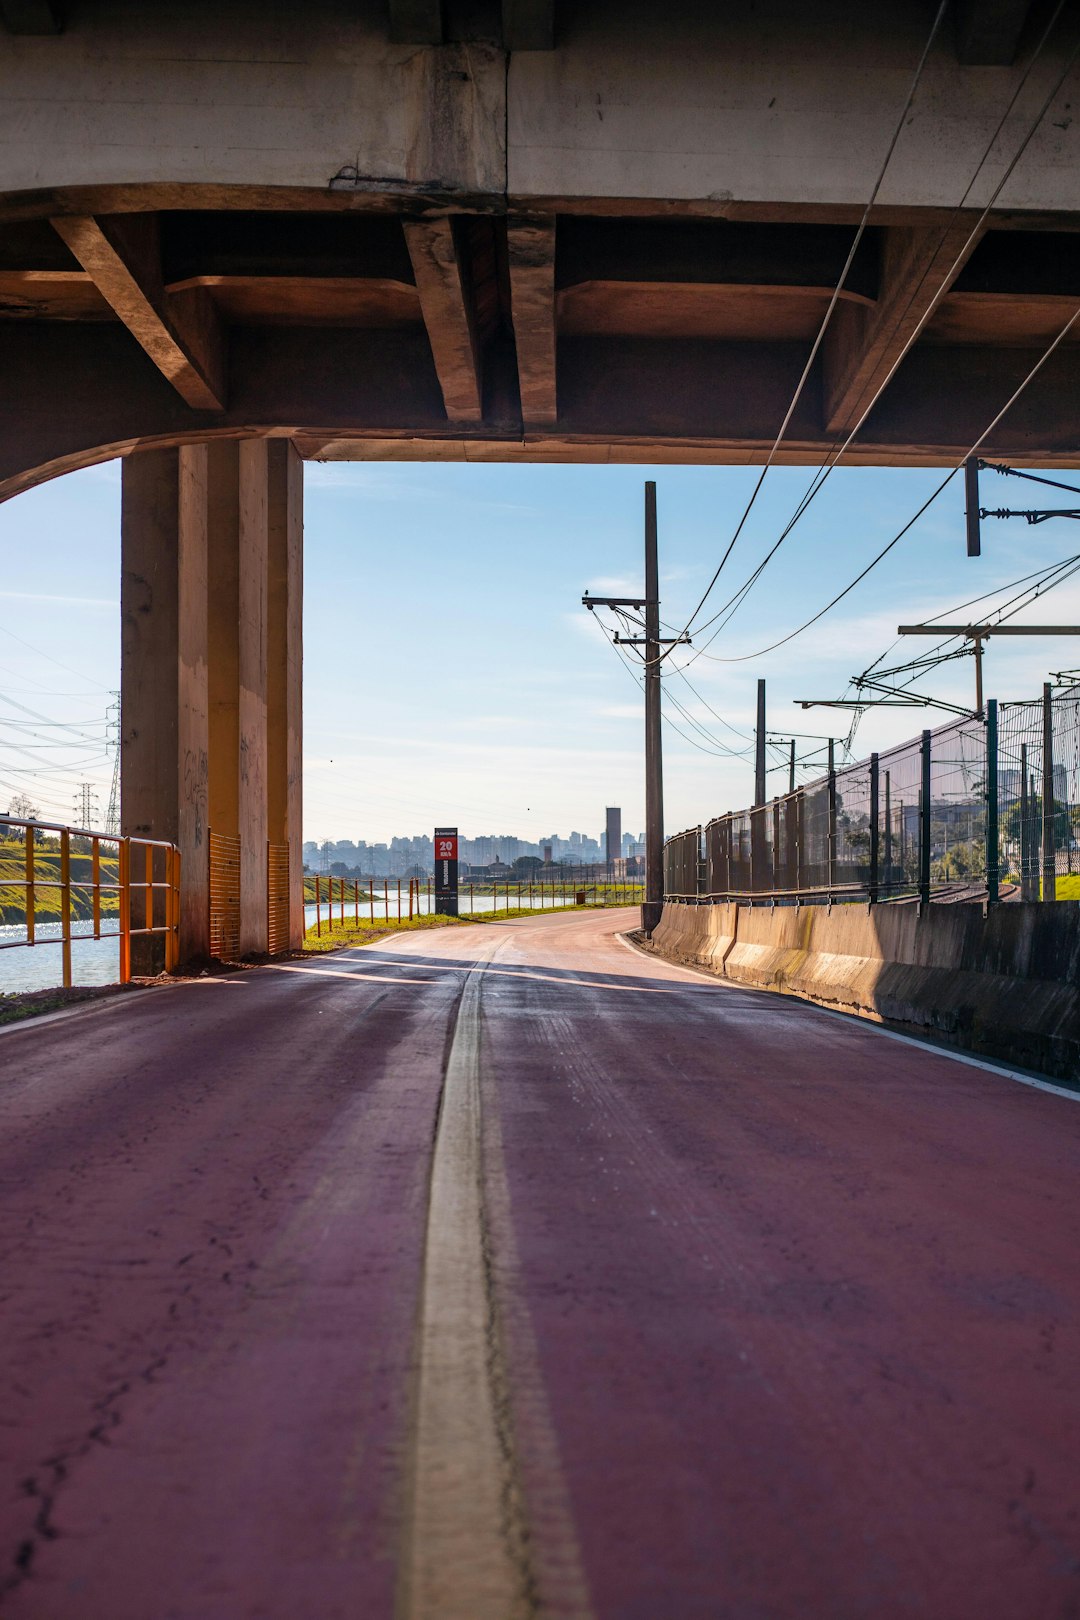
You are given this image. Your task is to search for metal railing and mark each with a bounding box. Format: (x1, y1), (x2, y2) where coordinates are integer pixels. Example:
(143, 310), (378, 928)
(0, 815), (180, 984)
(665, 683), (1080, 909)
(305, 874), (644, 932)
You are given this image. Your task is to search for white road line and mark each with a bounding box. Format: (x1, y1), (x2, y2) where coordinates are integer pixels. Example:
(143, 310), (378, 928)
(398, 945), (533, 1620)
(617, 931), (1080, 1104)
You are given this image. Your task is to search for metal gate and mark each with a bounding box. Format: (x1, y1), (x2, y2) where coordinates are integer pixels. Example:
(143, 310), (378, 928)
(208, 830), (241, 961)
(267, 842), (290, 956)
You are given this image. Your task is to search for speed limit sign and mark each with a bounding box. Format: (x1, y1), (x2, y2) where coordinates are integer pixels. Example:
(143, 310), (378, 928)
(434, 826), (459, 915)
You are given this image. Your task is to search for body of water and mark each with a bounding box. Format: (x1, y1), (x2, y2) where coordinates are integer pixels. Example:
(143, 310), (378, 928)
(0, 894), (636, 994)
(0, 920), (121, 995)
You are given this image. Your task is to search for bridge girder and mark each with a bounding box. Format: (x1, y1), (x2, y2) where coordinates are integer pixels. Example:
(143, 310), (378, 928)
(0, 0), (1078, 496)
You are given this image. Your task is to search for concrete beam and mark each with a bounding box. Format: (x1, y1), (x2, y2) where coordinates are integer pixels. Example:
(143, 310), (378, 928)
(0, 1), (61, 32)
(266, 441), (304, 951)
(403, 218), (483, 423)
(954, 0), (1034, 65)
(388, 0), (442, 44)
(120, 446), (210, 965)
(823, 222), (985, 438)
(502, 0), (554, 50)
(507, 216), (557, 425)
(51, 214), (225, 410)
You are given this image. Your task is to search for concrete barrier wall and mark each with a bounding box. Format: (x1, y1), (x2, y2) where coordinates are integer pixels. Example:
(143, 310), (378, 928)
(651, 900), (1080, 1082)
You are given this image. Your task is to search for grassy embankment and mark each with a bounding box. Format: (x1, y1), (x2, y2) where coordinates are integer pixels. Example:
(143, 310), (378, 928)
(303, 901), (614, 953)
(0, 840), (120, 926)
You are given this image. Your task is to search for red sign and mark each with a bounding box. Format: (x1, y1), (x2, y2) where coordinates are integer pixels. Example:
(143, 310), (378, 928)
(435, 835), (458, 861)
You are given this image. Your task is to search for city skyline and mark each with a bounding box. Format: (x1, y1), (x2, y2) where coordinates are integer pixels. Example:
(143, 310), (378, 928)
(304, 823), (646, 877)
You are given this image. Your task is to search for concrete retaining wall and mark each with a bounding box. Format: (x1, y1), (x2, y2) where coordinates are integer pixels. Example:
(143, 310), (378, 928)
(651, 900), (1080, 1082)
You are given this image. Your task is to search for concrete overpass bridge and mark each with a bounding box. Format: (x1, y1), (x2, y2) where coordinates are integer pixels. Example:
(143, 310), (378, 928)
(4, 0), (1080, 958)
(5, 10), (1080, 1614)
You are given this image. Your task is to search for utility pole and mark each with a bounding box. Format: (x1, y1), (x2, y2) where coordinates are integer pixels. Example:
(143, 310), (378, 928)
(582, 480), (689, 936)
(754, 679), (766, 806)
(643, 482), (664, 934)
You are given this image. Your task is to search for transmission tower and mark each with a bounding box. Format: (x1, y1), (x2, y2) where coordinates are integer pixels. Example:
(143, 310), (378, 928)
(105, 693), (120, 835)
(74, 781), (99, 829)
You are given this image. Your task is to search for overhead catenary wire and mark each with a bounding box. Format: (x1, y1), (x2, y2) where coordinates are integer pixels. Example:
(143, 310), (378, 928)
(855, 549), (1080, 698)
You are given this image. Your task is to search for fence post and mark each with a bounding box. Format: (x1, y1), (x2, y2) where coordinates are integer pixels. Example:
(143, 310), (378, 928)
(92, 836), (101, 939)
(869, 753), (880, 904)
(1042, 681), (1056, 902)
(60, 826), (72, 988)
(794, 793), (804, 899)
(827, 764), (838, 900)
(1029, 741), (1036, 907)
(883, 770), (892, 893)
(25, 824), (35, 946)
(119, 837), (131, 984)
(920, 728), (932, 908)
(986, 699), (999, 904)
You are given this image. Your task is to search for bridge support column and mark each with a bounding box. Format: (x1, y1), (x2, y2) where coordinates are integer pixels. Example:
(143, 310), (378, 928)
(266, 442), (304, 948)
(207, 440), (269, 956)
(123, 438), (301, 965)
(121, 445), (210, 968)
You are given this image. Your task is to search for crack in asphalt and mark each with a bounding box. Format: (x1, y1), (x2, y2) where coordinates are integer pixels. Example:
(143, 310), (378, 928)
(3, 1353), (169, 1600)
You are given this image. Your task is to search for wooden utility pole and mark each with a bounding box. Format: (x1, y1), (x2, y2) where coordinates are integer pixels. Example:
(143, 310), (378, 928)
(643, 483), (664, 934)
(754, 680), (766, 806)
(581, 481), (689, 937)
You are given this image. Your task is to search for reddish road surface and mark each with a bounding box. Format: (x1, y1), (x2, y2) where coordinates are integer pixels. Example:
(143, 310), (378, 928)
(2, 909), (1080, 1619)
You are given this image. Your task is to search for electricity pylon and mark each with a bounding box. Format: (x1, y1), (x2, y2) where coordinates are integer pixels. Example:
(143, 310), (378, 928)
(105, 693), (120, 835)
(74, 782), (99, 829)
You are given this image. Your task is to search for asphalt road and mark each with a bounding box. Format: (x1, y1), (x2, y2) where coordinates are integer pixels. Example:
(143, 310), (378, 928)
(1, 909), (1079, 1619)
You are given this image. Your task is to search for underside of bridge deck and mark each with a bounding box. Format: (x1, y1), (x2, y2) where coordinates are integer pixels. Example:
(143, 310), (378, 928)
(1, 0), (1079, 496)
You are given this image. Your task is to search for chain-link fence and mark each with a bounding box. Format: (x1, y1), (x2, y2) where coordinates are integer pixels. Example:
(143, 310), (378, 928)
(664, 682), (1080, 906)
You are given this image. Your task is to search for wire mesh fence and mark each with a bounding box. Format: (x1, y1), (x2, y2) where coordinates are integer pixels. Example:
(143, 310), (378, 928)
(664, 682), (1080, 906)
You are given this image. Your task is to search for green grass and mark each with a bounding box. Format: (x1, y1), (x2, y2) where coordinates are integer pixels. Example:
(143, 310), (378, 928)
(303, 900), (636, 953)
(0, 843), (121, 926)
(0, 984), (134, 1025)
(303, 912), (467, 952)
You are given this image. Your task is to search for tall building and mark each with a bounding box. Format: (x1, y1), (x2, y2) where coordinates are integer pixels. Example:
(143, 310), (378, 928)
(605, 807), (622, 874)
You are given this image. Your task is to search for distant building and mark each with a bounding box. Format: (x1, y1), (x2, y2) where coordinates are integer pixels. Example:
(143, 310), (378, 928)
(605, 807), (622, 875)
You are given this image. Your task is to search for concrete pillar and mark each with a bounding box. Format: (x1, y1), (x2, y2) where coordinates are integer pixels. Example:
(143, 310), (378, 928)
(206, 440), (270, 956)
(266, 441), (304, 948)
(121, 445), (210, 966)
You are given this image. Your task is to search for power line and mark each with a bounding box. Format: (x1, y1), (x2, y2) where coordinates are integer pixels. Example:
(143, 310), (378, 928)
(672, 4), (1080, 661)
(0, 622), (111, 691)
(676, 0), (951, 640)
(591, 607), (753, 760)
(682, 299), (1080, 669)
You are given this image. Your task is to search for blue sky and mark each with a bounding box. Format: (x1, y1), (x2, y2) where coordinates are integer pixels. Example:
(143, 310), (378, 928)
(1, 455), (1077, 843)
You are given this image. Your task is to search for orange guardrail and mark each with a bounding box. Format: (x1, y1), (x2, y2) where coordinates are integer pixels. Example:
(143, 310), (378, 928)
(0, 815), (180, 986)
